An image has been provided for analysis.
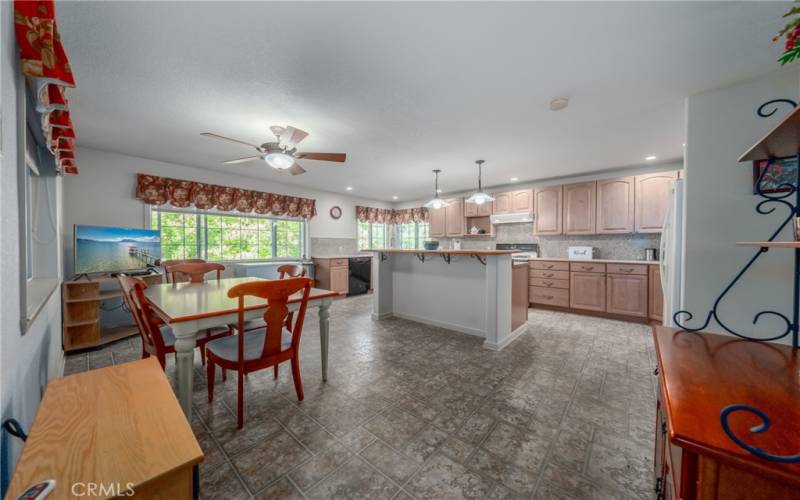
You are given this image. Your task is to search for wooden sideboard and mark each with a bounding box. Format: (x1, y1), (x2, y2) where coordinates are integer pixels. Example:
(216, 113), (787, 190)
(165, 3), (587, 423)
(653, 326), (800, 499)
(6, 357), (203, 499)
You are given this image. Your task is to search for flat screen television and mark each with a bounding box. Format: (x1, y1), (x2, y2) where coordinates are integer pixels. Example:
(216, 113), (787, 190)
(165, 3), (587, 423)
(74, 225), (161, 275)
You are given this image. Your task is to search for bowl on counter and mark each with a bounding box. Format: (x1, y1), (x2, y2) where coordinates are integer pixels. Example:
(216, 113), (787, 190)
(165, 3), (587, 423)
(423, 240), (440, 250)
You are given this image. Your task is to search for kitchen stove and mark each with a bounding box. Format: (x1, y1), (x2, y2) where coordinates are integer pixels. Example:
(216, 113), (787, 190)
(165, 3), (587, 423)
(496, 243), (539, 261)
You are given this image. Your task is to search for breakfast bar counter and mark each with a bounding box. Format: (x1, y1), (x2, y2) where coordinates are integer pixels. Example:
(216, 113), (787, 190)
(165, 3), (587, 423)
(366, 248), (527, 350)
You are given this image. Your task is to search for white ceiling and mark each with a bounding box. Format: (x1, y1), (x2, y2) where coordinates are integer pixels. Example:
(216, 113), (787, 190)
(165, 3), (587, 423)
(58, 1), (789, 202)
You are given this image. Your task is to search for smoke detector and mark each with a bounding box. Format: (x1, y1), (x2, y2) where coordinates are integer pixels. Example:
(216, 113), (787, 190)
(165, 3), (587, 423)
(549, 97), (569, 111)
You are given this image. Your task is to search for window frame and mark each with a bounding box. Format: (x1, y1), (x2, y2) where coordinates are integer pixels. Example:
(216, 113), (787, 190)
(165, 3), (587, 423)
(396, 222), (429, 250)
(358, 221), (388, 250)
(149, 206), (309, 263)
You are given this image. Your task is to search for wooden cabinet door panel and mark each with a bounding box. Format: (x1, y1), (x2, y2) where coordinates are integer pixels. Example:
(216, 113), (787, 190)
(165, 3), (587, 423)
(464, 202), (478, 217)
(330, 266), (349, 294)
(606, 273), (648, 317)
(570, 272), (606, 311)
(493, 192), (511, 214)
(563, 181), (596, 235)
(429, 206), (446, 237)
(511, 189), (533, 213)
(534, 186), (563, 235)
(597, 176), (634, 234)
(649, 265), (664, 322)
(635, 171), (678, 233)
(445, 198), (464, 236)
(478, 201), (493, 216)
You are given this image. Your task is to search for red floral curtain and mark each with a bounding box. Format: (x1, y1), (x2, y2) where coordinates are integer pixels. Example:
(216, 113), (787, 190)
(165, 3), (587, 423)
(14, 0), (79, 174)
(356, 206), (429, 224)
(136, 174), (318, 218)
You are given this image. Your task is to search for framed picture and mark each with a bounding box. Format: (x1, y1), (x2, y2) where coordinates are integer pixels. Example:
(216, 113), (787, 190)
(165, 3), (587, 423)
(753, 157), (798, 194)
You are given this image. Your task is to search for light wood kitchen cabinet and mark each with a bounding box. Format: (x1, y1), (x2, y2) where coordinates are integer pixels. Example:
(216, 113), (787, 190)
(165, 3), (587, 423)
(511, 189), (533, 213)
(492, 192), (512, 214)
(570, 272), (606, 312)
(635, 171), (678, 233)
(478, 201), (493, 216)
(649, 264), (663, 322)
(429, 204), (447, 237)
(597, 176), (635, 234)
(563, 181), (596, 235)
(534, 185), (563, 235)
(445, 198), (465, 237)
(606, 273), (648, 317)
(313, 258), (349, 295)
(463, 200), (493, 217)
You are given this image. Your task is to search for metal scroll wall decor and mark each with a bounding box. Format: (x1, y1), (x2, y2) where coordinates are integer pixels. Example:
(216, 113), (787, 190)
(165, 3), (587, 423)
(757, 98), (798, 117)
(673, 101), (800, 463)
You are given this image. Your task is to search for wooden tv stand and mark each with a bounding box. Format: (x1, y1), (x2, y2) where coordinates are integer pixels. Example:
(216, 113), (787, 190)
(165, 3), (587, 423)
(63, 273), (162, 352)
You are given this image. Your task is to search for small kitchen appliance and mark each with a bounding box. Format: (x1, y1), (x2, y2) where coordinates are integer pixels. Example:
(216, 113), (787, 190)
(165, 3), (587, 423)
(644, 248), (659, 261)
(567, 246), (594, 260)
(496, 243), (539, 261)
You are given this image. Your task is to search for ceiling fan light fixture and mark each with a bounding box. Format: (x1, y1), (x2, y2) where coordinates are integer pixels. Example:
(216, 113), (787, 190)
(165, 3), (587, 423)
(264, 152), (295, 170)
(424, 169), (450, 209)
(465, 160), (494, 205)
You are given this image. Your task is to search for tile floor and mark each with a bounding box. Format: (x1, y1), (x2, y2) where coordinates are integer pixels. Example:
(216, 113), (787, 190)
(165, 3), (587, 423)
(65, 295), (657, 500)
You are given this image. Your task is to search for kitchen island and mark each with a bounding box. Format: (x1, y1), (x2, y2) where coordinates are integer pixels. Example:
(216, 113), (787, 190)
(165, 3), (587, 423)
(366, 249), (528, 350)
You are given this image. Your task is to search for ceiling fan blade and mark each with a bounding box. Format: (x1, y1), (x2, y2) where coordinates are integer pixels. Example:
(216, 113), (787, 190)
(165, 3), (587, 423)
(280, 126), (309, 147)
(201, 132), (262, 151)
(296, 152), (346, 162)
(288, 163), (306, 176)
(223, 155), (262, 165)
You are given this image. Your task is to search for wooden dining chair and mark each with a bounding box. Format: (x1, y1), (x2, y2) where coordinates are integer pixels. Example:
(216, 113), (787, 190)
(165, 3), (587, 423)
(118, 274), (232, 369)
(168, 262), (225, 284)
(277, 264), (306, 279)
(205, 277), (313, 429)
(161, 259), (206, 283)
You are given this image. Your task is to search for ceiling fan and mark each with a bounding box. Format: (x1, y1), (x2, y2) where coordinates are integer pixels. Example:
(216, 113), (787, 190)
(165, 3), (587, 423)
(201, 125), (346, 176)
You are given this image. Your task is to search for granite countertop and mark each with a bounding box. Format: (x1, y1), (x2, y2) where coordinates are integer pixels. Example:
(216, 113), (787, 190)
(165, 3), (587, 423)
(528, 257), (660, 265)
(365, 248), (517, 255)
(311, 254), (372, 259)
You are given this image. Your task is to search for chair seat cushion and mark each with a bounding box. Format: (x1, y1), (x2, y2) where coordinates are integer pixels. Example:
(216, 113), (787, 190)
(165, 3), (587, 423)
(206, 329), (292, 362)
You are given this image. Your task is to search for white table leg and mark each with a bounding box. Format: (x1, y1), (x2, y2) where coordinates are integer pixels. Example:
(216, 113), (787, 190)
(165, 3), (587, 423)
(318, 300), (331, 381)
(171, 323), (199, 418)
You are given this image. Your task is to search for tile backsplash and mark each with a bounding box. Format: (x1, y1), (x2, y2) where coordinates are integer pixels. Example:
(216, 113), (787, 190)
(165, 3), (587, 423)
(310, 237), (362, 256)
(437, 222), (660, 261)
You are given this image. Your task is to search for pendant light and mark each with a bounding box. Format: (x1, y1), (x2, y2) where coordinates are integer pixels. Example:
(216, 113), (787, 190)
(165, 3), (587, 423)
(465, 160), (494, 205)
(423, 169), (449, 209)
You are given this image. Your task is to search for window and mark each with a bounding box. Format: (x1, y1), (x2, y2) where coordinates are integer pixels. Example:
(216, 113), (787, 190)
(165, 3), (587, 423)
(397, 222), (429, 249)
(358, 221), (387, 250)
(150, 207), (307, 261)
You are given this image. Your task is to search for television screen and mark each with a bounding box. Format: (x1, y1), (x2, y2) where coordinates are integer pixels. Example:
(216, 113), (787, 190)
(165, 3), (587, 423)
(75, 225), (161, 274)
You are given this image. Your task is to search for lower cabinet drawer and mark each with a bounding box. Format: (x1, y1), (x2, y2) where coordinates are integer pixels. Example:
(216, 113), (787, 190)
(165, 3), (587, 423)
(330, 258), (349, 268)
(529, 287), (569, 307)
(529, 269), (569, 280)
(529, 278), (569, 289)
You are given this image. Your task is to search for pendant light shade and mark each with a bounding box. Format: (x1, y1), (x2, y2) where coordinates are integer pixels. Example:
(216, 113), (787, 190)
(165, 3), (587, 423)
(465, 160), (494, 205)
(424, 169), (449, 209)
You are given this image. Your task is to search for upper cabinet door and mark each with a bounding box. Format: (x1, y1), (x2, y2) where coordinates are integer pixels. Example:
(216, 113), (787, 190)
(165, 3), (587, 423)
(563, 181), (596, 235)
(464, 202), (478, 217)
(596, 176), (634, 234)
(477, 201), (493, 217)
(429, 206), (446, 237)
(635, 171), (678, 233)
(445, 198), (464, 236)
(493, 192), (511, 214)
(511, 189), (533, 213)
(534, 185), (563, 235)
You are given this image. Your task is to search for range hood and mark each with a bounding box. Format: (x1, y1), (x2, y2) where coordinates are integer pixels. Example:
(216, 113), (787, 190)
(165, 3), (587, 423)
(490, 212), (534, 225)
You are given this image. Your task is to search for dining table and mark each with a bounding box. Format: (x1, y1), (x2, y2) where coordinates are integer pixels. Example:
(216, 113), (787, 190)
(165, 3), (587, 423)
(144, 277), (338, 418)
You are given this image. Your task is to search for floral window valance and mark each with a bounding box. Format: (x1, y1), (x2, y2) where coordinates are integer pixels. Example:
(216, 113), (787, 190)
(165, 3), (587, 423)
(136, 174), (317, 218)
(14, 0), (79, 174)
(356, 206), (429, 224)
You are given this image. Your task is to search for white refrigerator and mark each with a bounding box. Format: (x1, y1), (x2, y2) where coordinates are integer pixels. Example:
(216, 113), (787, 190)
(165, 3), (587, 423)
(659, 178), (684, 327)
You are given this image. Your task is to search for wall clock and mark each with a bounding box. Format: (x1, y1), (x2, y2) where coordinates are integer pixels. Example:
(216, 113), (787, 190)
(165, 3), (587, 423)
(329, 206), (342, 219)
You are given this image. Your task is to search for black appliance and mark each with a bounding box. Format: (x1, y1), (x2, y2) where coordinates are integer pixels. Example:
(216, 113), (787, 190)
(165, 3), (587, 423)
(348, 257), (371, 296)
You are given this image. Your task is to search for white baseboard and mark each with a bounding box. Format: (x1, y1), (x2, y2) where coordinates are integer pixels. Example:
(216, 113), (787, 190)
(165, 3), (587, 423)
(390, 311), (485, 337)
(483, 323), (529, 351)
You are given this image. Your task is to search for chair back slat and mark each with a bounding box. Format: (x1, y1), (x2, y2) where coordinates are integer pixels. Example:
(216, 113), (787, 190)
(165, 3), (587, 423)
(277, 264), (306, 279)
(118, 274), (166, 350)
(227, 278), (313, 361)
(168, 262), (225, 283)
(162, 259), (206, 283)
